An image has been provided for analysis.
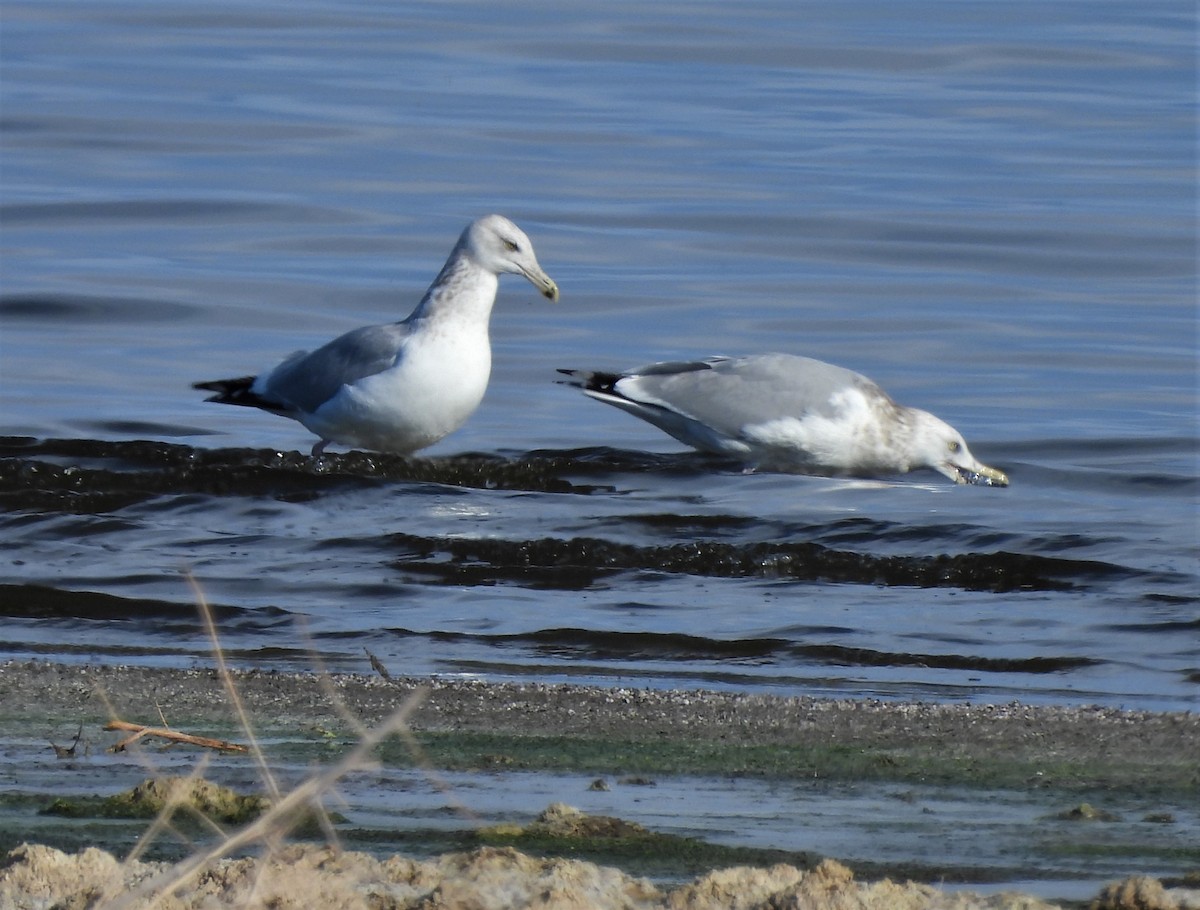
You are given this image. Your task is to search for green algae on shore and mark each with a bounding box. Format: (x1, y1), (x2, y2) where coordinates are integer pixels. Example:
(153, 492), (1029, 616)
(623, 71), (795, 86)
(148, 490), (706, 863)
(2, 661), (1198, 898)
(43, 777), (271, 825)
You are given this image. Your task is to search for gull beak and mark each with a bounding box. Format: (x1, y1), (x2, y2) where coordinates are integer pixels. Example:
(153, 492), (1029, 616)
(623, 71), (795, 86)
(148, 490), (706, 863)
(523, 265), (559, 302)
(956, 463), (1009, 487)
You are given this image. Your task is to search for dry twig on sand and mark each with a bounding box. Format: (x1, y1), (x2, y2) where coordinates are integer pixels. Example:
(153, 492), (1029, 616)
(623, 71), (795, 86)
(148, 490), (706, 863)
(104, 719), (247, 754)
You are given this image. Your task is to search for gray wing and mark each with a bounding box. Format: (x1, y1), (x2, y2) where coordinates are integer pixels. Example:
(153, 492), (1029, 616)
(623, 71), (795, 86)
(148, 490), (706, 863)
(260, 322), (413, 414)
(618, 353), (886, 436)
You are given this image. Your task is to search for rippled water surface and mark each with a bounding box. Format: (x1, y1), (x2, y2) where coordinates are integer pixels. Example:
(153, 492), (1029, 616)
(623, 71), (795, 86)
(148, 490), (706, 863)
(1, 1), (1197, 715)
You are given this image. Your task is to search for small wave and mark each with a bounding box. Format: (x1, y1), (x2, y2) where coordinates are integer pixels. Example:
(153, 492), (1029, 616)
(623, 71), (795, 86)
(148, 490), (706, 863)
(2, 438), (1150, 595)
(0, 293), (194, 324)
(381, 626), (1098, 675)
(386, 531), (1130, 593)
(0, 198), (363, 227)
(0, 583), (293, 640)
(0, 437), (604, 512)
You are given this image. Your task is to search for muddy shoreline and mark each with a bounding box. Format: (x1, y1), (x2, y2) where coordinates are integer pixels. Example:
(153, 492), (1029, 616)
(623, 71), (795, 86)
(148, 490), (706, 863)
(5, 660), (1195, 788)
(1, 660), (1197, 908)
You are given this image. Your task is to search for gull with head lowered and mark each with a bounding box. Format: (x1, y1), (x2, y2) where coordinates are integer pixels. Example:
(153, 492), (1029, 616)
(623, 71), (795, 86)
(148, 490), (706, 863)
(559, 353), (1008, 486)
(195, 214), (559, 456)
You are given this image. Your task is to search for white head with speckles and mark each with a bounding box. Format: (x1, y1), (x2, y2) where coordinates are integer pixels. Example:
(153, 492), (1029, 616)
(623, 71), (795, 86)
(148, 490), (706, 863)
(909, 410), (1008, 486)
(461, 214), (559, 301)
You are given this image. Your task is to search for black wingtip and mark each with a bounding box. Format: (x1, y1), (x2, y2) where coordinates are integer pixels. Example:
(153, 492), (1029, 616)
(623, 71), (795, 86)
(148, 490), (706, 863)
(192, 375), (277, 410)
(555, 368), (624, 394)
(193, 375), (256, 393)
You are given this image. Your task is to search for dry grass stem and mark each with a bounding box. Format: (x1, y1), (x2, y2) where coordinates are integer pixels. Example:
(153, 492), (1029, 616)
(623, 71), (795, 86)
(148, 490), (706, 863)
(186, 571), (282, 803)
(106, 686), (428, 910)
(68, 572), (444, 908)
(98, 760), (219, 904)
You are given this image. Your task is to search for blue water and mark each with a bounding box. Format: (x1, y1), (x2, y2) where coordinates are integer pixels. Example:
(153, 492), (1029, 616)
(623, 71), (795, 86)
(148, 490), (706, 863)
(1, 0), (1197, 720)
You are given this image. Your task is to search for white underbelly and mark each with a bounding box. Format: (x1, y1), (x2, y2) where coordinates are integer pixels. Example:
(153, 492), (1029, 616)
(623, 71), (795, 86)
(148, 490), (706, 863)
(304, 337), (491, 453)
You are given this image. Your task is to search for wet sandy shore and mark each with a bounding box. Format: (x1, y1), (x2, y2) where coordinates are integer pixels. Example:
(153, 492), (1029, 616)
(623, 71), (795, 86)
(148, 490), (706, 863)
(1, 660), (1197, 909)
(4, 660), (1195, 783)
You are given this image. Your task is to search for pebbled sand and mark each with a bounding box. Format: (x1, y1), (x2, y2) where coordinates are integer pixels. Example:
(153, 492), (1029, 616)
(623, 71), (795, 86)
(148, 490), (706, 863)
(3, 661), (1195, 768)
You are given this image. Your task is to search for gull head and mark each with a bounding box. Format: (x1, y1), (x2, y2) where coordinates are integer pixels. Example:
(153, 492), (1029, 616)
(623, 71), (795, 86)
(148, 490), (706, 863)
(912, 411), (1009, 487)
(465, 214), (559, 301)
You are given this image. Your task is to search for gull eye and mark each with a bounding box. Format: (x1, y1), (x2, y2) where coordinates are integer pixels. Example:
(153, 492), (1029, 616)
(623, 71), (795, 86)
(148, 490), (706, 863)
(503, 239), (519, 253)
(948, 440), (961, 453)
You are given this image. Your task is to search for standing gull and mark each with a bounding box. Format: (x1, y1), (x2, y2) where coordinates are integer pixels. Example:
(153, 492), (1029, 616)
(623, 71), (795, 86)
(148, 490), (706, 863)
(195, 214), (559, 455)
(559, 353), (1008, 486)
